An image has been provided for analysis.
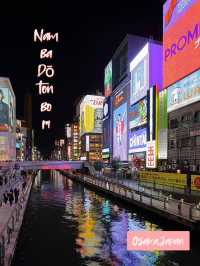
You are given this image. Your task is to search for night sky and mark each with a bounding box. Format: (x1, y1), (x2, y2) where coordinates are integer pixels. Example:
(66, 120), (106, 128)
(0, 1), (165, 156)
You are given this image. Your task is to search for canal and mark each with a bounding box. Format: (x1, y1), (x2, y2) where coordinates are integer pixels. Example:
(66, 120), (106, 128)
(11, 170), (200, 266)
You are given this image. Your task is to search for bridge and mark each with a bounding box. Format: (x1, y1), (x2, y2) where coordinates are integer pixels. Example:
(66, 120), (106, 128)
(0, 160), (96, 175)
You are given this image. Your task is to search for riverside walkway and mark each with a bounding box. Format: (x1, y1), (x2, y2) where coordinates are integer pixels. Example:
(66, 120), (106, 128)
(0, 172), (33, 266)
(62, 171), (200, 230)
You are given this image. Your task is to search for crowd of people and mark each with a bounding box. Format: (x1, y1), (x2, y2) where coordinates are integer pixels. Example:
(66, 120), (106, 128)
(3, 188), (19, 206)
(2, 180), (27, 207)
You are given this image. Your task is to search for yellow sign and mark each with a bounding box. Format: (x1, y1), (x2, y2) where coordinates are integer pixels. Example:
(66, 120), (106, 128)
(139, 171), (187, 189)
(84, 105), (95, 132)
(191, 175), (200, 191)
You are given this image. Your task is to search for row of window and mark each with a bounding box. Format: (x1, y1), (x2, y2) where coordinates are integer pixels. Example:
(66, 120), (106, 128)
(169, 111), (200, 129)
(169, 136), (200, 148)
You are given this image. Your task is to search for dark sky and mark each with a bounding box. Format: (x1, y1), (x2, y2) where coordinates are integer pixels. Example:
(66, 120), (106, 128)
(0, 1), (165, 156)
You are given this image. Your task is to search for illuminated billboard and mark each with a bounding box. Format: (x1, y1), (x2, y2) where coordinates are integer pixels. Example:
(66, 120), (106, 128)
(113, 102), (127, 160)
(130, 44), (149, 105)
(167, 68), (200, 112)
(163, 0), (200, 88)
(104, 61), (112, 97)
(80, 95), (105, 136)
(0, 78), (16, 133)
(129, 127), (147, 154)
(103, 97), (111, 150)
(158, 89), (168, 159)
(129, 98), (147, 129)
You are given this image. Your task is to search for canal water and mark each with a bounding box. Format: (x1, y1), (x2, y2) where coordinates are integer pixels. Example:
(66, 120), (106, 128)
(12, 170), (200, 266)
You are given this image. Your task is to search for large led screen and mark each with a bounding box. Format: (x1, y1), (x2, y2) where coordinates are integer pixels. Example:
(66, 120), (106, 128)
(129, 98), (147, 129)
(80, 95), (105, 136)
(130, 44), (149, 105)
(167, 68), (200, 112)
(113, 102), (127, 160)
(0, 78), (15, 133)
(163, 0), (200, 88)
(129, 127), (147, 154)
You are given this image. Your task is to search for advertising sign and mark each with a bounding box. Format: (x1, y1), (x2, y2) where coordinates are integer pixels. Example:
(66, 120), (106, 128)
(129, 98), (147, 129)
(80, 95), (105, 136)
(86, 135), (90, 152)
(0, 78), (15, 133)
(139, 171), (187, 189)
(129, 127), (147, 154)
(130, 44), (149, 105)
(104, 61), (112, 97)
(103, 97), (110, 121)
(146, 141), (157, 168)
(167, 68), (200, 112)
(163, 0), (200, 88)
(191, 175), (200, 191)
(158, 89), (168, 159)
(113, 102), (127, 160)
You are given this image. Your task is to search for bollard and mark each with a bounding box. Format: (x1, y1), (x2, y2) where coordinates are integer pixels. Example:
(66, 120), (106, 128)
(164, 196), (169, 210)
(178, 198), (184, 215)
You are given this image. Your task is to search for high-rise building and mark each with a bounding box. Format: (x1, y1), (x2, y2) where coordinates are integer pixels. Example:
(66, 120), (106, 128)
(79, 95), (105, 161)
(0, 77), (16, 161)
(24, 90), (32, 160)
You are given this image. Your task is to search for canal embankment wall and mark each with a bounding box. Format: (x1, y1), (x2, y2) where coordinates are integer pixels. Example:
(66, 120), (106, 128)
(60, 171), (200, 230)
(0, 172), (34, 266)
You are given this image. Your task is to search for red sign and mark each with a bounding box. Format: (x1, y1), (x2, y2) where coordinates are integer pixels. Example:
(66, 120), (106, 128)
(163, 0), (200, 88)
(194, 176), (200, 189)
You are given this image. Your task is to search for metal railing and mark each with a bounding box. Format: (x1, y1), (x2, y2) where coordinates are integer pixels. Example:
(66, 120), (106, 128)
(69, 173), (200, 223)
(0, 177), (32, 266)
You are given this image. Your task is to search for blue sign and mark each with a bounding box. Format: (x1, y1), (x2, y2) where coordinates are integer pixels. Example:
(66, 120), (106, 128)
(167, 68), (200, 112)
(129, 127), (147, 153)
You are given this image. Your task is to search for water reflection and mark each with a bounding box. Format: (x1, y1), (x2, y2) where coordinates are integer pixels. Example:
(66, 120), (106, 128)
(61, 176), (161, 265)
(12, 171), (190, 266)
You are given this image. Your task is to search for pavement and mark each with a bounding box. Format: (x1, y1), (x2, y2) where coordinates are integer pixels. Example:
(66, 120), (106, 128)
(0, 172), (26, 236)
(99, 174), (200, 204)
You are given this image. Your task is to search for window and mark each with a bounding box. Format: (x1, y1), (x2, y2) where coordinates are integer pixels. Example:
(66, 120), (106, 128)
(194, 111), (200, 123)
(181, 113), (192, 122)
(181, 137), (191, 147)
(196, 136), (200, 146)
(170, 119), (178, 129)
(169, 139), (176, 149)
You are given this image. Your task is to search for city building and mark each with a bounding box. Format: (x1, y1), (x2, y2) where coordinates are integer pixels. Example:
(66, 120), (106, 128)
(103, 35), (149, 164)
(128, 41), (162, 169)
(163, 0), (200, 172)
(0, 77), (16, 161)
(16, 119), (27, 161)
(65, 123), (72, 160)
(71, 122), (80, 160)
(24, 90), (32, 160)
(79, 95), (105, 161)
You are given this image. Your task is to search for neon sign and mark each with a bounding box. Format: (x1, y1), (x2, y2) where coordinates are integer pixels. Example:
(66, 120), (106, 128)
(34, 29), (59, 129)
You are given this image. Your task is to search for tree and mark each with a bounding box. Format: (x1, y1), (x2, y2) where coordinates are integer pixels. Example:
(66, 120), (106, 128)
(93, 161), (104, 175)
(111, 157), (120, 178)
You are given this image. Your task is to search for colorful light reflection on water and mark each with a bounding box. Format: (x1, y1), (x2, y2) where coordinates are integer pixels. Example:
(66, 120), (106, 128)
(12, 171), (193, 266)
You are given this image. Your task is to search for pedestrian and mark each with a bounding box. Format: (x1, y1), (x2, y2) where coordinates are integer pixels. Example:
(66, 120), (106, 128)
(3, 191), (8, 205)
(178, 198), (184, 215)
(14, 188), (19, 203)
(8, 191), (14, 206)
(22, 181), (26, 191)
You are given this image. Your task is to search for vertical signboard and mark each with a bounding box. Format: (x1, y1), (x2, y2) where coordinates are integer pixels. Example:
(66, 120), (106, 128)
(86, 135), (90, 152)
(104, 61), (112, 97)
(146, 141), (157, 168)
(158, 89), (168, 159)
